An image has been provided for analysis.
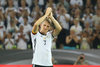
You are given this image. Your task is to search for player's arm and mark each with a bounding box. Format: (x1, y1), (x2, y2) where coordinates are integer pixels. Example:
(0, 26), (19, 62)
(32, 15), (47, 34)
(32, 7), (52, 34)
(49, 12), (62, 37)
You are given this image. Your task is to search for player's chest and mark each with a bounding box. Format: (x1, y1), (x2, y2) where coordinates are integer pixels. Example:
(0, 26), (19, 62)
(38, 35), (51, 41)
(36, 35), (52, 45)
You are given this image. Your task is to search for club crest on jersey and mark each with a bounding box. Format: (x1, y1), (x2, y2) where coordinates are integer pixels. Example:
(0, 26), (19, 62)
(43, 37), (46, 40)
(43, 36), (49, 40)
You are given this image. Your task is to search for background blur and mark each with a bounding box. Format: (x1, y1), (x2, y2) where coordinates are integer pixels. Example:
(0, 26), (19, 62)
(0, 0), (100, 65)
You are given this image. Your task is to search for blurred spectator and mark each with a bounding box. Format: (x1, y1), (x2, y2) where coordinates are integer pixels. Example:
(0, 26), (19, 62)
(15, 25), (29, 50)
(82, 8), (93, 27)
(56, 28), (68, 49)
(0, 15), (6, 49)
(5, 0), (17, 16)
(4, 32), (14, 50)
(70, 0), (83, 9)
(6, 19), (18, 37)
(74, 54), (88, 65)
(4, 0), (17, 27)
(0, 0), (6, 7)
(84, 22), (93, 34)
(70, 18), (82, 36)
(32, 12), (43, 25)
(18, 0), (30, 17)
(83, 22), (93, 49)
(74, 8), (81, 18)
(70, 8), (81, 21)
(80, 31), (91, 50)
(56, 6), (70, 49)
(92, 9), (100, 27)
(6, 11), (18, 27)
(0, 0), (99, 50)
(18, 0), (32, 25)
(22, 16), (32, 46)
(66, 28), (79, 49)
(85, 0), (94, 13)
(83, 22), (93, 43)
(56, 3), (63, 15)
(38, 0), (45, 11)
(31, 6), (43, 23)
(58, 0), (70, 11)
(70, 8), (82, 28)
(31, 0), (38, 8)
(57, 6), (70, 30)
(23, 16), (32, 34)
(18, 10), (32, 24)
(92, 24), (100, 49)
(13, 0), (19, 9)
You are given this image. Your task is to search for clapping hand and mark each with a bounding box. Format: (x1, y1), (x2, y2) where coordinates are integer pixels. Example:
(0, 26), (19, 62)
(45, 7), (52, 16)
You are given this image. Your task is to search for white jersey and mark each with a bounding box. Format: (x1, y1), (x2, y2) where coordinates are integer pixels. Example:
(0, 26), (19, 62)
(31, 31), (53, 66)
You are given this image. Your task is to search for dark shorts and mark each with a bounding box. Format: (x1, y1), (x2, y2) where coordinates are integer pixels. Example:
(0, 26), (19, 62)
(33, 64), (53, 67)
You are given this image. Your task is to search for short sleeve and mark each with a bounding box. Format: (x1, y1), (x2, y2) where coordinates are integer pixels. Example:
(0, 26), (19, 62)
(31, 32), (37, 39)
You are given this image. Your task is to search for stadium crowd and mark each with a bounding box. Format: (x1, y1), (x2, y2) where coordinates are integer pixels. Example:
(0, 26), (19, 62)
(0, 0), (100, 50)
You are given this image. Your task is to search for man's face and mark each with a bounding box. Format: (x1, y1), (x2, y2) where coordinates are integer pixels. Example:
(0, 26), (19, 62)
(20, 25), (24, 32)
(70, 30), (75, 35)
(40, 21), (51, 34)
(74, 20), (78, 25)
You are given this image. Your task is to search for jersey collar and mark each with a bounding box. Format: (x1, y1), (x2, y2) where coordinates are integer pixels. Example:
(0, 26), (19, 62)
(39, 31), (47, 36)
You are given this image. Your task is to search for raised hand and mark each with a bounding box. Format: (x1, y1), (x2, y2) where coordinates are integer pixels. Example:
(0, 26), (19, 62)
(45, 7), (52, 16)
(49, 12), (53, 18)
